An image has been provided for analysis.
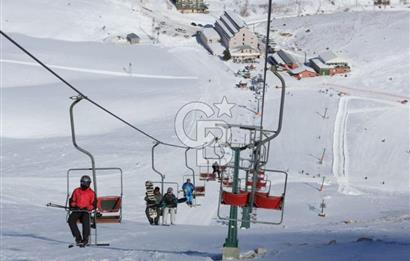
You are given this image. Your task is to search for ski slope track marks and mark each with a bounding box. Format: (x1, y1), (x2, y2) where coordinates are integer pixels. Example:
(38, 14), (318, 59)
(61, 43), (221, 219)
(0, 59), (198, 80)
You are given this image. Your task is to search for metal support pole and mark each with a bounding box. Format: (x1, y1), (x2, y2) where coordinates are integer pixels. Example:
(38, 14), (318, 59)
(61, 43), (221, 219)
(240, 146), (260, 229)
(69, 96), (98, 244)
(223, 148), (241, 259)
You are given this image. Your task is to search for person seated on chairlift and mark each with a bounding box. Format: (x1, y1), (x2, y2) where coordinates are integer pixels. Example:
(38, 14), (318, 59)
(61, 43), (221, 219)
(162, 187), (178, 225)
(145, 187), (163, 225)
(68, 175), (95, 246)
(212, 161), (221, 179)
(182, 178), (195, 207)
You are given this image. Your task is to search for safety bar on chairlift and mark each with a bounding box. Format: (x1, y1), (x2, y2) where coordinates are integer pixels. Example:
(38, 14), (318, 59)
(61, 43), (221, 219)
(152, 142), (165, 196)
(65, 167), (124, 222)
(217, 169), (288, 225)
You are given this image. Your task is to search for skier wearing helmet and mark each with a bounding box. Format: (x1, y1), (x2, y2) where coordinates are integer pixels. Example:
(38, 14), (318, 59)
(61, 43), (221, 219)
(67, 175), (96, 246)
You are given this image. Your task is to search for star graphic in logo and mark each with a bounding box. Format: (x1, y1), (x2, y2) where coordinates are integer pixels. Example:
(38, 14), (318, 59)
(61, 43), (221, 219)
(214, 96), (236, 118)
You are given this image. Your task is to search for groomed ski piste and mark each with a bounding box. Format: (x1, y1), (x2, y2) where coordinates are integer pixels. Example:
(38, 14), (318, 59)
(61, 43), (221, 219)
(1, 0), (410, 260)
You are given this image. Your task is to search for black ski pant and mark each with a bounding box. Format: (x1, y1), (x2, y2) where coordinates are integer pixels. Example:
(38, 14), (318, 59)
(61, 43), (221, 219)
(212, 167), (221, 179)
(68, 211), (90, 240)
(145, 207), (161, 225)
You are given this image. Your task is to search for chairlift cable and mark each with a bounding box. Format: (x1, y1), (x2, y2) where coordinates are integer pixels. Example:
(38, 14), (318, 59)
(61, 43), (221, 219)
(0, 30), (188, 149)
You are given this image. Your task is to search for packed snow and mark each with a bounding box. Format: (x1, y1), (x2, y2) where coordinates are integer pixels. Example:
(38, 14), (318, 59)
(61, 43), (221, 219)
(1, 0), (409, 260)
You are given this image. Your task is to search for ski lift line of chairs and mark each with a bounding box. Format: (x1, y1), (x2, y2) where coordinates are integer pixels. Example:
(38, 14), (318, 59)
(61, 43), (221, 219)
(182, 174), (206, 197)
(217, 169), (288, 225)
(66, 168), (123, 224)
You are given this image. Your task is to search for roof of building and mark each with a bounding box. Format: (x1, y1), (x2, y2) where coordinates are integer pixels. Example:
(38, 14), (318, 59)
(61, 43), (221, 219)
(215, 11), (246, 40)
(289, 65), (316, 74)
(269, 53), (285, 65)
(201, 27), (220, 40)
(126, 33), (140, 39)
(310, 58), (331, 69)
(225, 11), (246, 28)
(277, 50), (298, 65)
(319, 51), (347, 64)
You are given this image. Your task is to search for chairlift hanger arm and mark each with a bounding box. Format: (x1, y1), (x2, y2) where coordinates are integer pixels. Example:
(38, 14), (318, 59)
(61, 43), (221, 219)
(69, 97), (97, 195)
(258, 70), (286, 146)
(184, 147), (196, 186)
(151, 142), (165, 179)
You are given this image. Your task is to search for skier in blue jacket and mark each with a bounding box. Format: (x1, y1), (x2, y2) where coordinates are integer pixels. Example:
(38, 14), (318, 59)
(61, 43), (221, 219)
(182, 178), (195, 207)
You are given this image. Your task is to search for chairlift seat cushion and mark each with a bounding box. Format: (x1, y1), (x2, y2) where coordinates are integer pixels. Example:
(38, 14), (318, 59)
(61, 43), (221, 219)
(221, 191), (249, 207)
(255, 192), (269, 197)
(254, 194), (283, 210)
(195, 186), (205, 192)
(200, 173), (216, 181)
(96, 215), (121, 223)
(97, 196), (122, 213)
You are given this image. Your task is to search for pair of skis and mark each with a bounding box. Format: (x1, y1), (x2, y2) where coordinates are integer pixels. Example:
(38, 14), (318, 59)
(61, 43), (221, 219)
(68, 242), (87, 248)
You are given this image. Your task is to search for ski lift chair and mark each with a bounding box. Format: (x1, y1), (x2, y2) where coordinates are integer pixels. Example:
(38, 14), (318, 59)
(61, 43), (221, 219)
(66, 167), (123, 224)
(199, 164), (216, 181)
(251, 169), (288, 224)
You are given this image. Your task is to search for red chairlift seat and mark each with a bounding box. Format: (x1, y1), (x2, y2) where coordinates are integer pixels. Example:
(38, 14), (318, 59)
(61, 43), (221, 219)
(254, 194), (283, 210)
(221, 191), (249, 207)
(200, 172), (216, 181)
(194, 186), (206, 197)
(95, 196), (122, 223)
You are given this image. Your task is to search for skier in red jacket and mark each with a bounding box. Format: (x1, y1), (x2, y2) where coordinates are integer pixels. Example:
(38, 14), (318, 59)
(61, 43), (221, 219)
(68, 175), (95, 246)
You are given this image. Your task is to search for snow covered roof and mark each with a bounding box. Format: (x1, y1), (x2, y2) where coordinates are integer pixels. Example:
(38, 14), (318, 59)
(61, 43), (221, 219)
(310, 58), (331, 69)
(215, 11), (246, 40)
(126, 33), (140, 39)
(225, 11), (246, 28)
(216, 18), (233, 38)
(289, 65), (316, 74)
(201, 27), (220, 40)
(269, 53), (285, 65)
(319, 51), (347, 64)
(277, 50), (298, 65)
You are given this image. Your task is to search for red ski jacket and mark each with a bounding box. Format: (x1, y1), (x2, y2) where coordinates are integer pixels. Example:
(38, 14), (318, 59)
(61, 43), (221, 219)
(70, 187), (96, 211)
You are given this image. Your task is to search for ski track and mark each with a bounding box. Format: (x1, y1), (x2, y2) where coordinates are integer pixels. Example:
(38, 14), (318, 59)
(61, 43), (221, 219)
(332, 96), (361, 195)
(0, 59), (198, 80)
